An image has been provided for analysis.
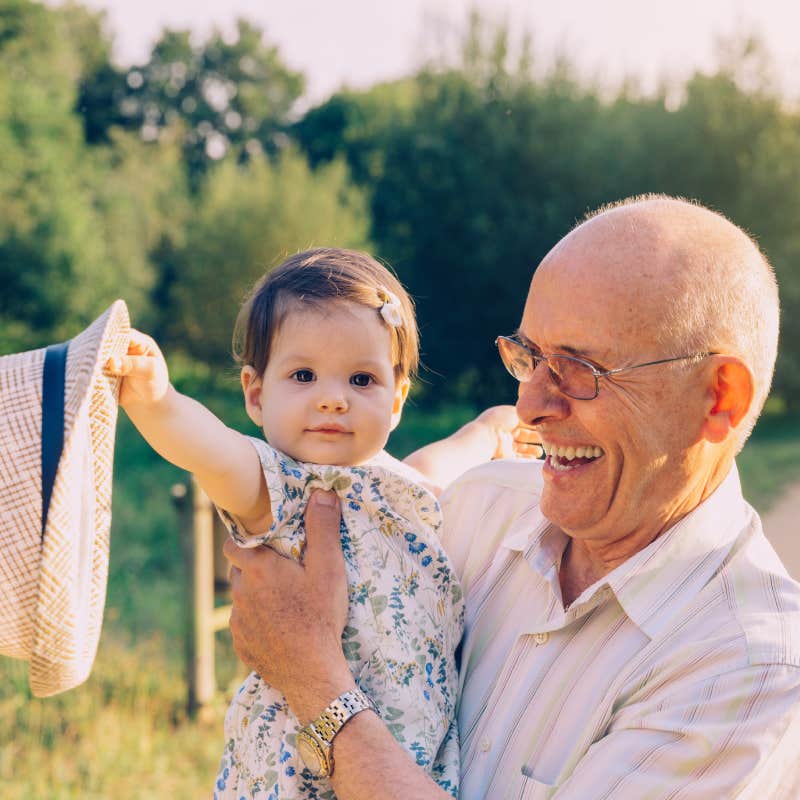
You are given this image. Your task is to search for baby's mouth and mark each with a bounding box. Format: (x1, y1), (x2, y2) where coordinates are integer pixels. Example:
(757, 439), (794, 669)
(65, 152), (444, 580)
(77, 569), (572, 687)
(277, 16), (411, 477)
(541, 441), (604, 472)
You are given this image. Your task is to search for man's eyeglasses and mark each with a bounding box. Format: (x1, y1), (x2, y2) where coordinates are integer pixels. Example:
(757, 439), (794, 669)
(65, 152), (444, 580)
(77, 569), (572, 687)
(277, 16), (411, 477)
(495, 335), (716, 401)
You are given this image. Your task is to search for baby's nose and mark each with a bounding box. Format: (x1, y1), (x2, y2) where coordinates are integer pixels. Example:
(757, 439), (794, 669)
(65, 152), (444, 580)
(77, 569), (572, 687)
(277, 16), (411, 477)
(317, 393), (348, 413)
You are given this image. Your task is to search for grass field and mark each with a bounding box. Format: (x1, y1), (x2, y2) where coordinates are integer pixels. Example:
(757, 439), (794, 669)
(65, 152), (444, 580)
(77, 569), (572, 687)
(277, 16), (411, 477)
(2, 381), (799, 799)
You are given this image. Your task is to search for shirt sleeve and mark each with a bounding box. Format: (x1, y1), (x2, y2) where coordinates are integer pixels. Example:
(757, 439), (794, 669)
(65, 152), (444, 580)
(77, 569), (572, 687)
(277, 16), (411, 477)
(549, 662), (800, 799)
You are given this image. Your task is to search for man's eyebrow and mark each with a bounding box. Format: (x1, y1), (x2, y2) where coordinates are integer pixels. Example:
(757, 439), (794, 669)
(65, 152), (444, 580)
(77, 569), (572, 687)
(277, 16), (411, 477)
(514, 329), (602, 361)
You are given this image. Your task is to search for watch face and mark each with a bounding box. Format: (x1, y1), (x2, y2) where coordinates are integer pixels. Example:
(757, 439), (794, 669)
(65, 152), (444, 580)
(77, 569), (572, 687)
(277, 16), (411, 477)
(297, 733), (326, 777)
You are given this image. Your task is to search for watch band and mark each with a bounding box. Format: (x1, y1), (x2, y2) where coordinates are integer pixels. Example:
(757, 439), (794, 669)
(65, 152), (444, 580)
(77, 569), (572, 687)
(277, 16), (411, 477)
(309, 688), (378, 743)
(297, 688), (378, 777)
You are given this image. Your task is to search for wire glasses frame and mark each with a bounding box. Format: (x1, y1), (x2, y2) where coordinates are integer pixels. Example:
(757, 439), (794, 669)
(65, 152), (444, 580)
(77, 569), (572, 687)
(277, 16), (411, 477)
(495, 335), (717, 400)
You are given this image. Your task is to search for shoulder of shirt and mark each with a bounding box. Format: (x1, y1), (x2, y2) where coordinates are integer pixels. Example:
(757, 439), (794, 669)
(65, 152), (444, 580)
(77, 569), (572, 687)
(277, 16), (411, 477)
(442, 458), (545, 499)
(370, 449), (428, 483)
(721, 522), (800, 668)
(439, 459), (544, 537)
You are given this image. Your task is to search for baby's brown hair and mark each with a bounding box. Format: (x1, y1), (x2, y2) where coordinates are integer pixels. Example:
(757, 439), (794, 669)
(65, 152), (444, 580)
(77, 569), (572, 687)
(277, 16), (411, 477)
(233, 248), (419, 380)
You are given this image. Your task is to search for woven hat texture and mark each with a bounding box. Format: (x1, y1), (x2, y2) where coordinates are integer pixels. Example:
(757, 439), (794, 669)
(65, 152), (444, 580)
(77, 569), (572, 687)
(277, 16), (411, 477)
(0, 300), (129, 696)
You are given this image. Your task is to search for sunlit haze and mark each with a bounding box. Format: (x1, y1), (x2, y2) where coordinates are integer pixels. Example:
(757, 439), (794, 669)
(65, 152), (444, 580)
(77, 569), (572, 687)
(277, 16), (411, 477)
(73, 0), (800, 106)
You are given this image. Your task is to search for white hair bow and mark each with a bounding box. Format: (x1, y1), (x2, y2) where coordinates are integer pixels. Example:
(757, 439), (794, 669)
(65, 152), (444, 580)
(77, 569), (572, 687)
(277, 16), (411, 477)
(378, 288), (403, 328)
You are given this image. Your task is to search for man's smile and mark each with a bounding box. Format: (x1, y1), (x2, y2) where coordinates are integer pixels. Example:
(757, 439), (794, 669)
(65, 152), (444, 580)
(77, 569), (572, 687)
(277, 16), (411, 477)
(540, 439), (605, 473)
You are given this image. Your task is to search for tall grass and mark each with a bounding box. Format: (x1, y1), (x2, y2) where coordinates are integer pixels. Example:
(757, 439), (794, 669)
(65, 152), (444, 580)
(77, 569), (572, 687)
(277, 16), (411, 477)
(2, 374), (798, 798)
(0, 633), (231, 799)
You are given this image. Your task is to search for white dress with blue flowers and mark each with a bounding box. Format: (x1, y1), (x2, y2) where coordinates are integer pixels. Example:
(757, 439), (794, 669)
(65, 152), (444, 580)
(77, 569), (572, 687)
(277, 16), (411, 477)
(213, 437), (464, 800)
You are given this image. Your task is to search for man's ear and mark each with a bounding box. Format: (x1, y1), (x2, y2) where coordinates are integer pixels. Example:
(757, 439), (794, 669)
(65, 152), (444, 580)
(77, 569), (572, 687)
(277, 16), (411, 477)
(389, 377), (411, 432)
(701, 357), (754, 444)
(241, 366), (264, 428)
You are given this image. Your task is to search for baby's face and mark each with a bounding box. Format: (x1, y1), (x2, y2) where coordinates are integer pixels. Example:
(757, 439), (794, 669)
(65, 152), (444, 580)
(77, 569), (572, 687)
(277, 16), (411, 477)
(243, 301), (408, 466)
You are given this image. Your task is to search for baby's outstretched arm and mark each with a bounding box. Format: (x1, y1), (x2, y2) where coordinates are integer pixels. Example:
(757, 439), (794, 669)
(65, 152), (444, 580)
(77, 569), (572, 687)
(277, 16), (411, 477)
(403, 404), (541, 494)
(108, 330), (270, 532)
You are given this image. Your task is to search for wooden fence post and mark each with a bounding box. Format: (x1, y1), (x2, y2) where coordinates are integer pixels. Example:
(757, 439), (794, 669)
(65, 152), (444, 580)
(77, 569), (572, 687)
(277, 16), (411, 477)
(173, 477), (232, 720)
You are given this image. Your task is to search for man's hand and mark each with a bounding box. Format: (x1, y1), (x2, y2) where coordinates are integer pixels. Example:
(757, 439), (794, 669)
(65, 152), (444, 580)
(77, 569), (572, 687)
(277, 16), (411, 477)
(223, 489), (356, 724)
(106, 329), (170, 409)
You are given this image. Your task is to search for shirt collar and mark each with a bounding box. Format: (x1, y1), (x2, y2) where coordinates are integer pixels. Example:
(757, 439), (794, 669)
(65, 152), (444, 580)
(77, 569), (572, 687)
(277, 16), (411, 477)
(604, 466), (750, 639)
(500, 503), (568, 580)
(498, 466), (751, 639)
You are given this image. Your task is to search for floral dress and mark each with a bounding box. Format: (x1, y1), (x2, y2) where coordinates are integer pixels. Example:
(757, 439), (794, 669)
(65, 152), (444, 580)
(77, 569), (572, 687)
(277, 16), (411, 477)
(213, 437), (464, 800)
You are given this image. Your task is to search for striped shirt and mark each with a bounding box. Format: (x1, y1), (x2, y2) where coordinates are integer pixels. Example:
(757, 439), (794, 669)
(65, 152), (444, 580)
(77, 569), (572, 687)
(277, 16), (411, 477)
(440, 460), (800, 799)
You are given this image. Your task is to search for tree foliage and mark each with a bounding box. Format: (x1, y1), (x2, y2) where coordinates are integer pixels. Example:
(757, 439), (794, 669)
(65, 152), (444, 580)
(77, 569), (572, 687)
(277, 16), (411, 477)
(0, 0), (182, 349)
(2, 3), (800, 411)
(296, 19), (800, 408)
(79, 19), (305, 184)
(165, 149), (369, 365)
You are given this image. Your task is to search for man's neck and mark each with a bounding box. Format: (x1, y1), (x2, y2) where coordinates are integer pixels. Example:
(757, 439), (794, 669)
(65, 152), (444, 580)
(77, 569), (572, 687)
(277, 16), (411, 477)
(559, 540), (602, 608)
(556, 460), (735, 608)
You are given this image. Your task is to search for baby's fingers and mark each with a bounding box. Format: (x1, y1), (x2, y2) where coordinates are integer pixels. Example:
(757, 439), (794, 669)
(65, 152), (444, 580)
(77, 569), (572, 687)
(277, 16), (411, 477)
(106, 353), (157, 379)
(513, 424), (541, 445)
(513, 425), (544, 459)
(515, 441), (545, 459)
(126, 329), (161, 356)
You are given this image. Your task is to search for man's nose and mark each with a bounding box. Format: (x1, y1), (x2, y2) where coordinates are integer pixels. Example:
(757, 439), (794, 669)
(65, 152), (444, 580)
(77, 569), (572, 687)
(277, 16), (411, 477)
(316, 389), (349, 413)
(515, 365), (569, 426)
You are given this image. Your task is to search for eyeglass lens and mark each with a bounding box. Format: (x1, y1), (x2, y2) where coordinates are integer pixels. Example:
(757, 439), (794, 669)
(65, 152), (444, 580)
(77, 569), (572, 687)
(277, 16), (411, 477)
(497, 337), (597, 400)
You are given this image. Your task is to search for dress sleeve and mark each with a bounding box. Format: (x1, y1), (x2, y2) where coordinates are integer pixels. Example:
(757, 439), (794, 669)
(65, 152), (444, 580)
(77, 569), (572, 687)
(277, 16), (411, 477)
(214, 436), (309, 559)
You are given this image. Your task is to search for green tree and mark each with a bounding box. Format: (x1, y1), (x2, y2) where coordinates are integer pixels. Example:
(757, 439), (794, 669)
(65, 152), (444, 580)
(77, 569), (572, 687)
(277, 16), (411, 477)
(307, 19), (800, 410)
(166, 148), (370, 366)
(0, 0), (187, 351)
(292, 79), (418, 185)
(366, 40), (608, 404)
(0, 0), (103, 347)
(109, 20), (305, 184)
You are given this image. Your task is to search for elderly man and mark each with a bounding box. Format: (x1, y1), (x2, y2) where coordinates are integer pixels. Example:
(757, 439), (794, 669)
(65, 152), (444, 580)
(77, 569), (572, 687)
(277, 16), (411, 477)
(224, 195), (800, 798)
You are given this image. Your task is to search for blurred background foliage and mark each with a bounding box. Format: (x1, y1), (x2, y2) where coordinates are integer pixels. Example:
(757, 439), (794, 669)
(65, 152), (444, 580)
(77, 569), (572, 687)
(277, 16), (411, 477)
(2, 1), (800, 796)
(3, 1), (800, 408)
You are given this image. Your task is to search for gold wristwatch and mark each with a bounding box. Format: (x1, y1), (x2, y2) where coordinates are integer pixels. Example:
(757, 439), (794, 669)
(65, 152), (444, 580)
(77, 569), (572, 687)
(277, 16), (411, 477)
(296, 688), (378, 778)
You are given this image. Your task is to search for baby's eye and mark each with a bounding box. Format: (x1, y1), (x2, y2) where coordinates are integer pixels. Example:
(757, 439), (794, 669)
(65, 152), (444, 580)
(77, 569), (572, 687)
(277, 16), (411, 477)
(291, 369), (315, 383)
(350, 373), (374, 388)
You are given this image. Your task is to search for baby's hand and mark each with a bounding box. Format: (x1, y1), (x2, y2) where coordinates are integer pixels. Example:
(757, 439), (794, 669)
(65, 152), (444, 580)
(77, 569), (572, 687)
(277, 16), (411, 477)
(472, 405), (543, 460)
(106, 329), (170, 409)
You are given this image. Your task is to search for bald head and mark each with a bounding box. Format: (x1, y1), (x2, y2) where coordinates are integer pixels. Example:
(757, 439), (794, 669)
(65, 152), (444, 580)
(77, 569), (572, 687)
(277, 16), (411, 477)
(537, 195), (780, 447)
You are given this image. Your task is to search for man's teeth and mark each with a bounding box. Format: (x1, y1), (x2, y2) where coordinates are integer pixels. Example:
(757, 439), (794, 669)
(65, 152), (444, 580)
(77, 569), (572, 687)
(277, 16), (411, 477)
(542, 444), (604, 460)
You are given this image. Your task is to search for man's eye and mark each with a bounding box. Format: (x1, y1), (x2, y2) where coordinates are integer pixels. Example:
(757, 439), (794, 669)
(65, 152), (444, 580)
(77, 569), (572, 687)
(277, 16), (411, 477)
(292, 369), (315, 383)
(350, 373), (373, 387)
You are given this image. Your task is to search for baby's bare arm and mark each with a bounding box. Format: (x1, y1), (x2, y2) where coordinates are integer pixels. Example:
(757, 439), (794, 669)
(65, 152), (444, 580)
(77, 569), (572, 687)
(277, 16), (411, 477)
(109, 330), (271, 531)
(404, 405), (541, 493)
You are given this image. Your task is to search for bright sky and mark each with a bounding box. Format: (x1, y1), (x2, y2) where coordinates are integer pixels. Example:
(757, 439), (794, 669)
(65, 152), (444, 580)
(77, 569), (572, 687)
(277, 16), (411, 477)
(76, 0), (800, 106)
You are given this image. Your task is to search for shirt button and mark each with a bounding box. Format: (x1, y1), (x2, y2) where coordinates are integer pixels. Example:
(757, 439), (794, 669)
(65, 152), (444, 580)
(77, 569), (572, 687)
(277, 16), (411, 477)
(480, 737), (492, 752)
(533, 632), (550, 645)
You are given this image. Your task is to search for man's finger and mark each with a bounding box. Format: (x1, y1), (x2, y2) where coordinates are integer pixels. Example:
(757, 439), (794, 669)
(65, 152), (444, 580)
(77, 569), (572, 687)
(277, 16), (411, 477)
(223, 536), (260, 568)
(303, 490), (345, 581)
(223, 535), (291, 577)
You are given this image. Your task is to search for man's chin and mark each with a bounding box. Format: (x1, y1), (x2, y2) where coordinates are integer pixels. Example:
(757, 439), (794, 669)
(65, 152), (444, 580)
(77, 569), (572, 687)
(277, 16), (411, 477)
(540, 489), (604, 535)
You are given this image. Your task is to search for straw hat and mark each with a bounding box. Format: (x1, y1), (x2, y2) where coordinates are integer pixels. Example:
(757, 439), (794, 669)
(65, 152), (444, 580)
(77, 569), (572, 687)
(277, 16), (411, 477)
(0, 300), (130, 697)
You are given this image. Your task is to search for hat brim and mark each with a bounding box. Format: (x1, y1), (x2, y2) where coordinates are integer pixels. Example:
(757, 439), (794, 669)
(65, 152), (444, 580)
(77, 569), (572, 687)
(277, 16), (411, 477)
(29, 300), (130, 697)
